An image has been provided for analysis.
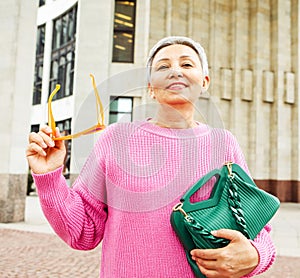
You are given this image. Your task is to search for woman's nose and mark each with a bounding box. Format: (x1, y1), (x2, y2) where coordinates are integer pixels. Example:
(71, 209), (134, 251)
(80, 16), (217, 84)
(169, 67), (183, 78)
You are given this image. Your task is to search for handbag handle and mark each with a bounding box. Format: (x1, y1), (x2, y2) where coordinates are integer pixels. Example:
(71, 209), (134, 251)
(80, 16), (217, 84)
(182, 174), (250, 241)
(181, 168), (221, 200)
(181, 167), (227, 211)
(181, 163), (255, 212)
(177, 163), (251, 240)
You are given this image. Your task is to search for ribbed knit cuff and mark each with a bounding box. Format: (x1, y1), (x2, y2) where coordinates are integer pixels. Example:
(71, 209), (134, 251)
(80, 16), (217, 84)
(244, 240), (276, 277)
(32, 166), (69, 208)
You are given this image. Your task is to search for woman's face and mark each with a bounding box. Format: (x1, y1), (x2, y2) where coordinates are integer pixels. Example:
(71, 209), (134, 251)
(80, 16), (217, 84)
(148, 44), (210, 106)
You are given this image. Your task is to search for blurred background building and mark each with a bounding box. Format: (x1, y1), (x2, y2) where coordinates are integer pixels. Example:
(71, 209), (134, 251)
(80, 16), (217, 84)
(1, 0), (299, 222)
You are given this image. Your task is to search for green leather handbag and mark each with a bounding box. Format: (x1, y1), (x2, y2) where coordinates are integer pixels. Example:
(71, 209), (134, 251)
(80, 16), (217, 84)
(170, 162), (280, 278)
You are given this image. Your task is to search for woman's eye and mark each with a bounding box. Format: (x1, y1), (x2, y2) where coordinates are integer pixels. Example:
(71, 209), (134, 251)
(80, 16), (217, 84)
(157, 65), (169, 71)
(182, 63), (193, 68)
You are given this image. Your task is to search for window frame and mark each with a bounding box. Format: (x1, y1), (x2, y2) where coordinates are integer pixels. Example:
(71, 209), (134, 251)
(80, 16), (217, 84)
(112, 0), (136, 63)
(49, 4), (77, 100)
(32, 24), (45, 105)
(54, 118), (72, 177)
(109, 96), (133, 124)
(39, 0), (46, 7)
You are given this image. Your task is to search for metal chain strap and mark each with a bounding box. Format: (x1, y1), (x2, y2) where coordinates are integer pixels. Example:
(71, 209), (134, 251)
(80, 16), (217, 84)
(184, 217), (230, 247)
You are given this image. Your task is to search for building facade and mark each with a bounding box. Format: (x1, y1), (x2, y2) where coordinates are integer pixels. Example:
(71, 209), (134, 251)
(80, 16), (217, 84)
(1, 0), (299, 222)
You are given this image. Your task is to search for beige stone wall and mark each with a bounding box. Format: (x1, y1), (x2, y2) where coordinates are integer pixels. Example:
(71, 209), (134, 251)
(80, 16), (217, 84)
(149, 0), (300, 201)
(0, 1), (37, 222)
(0, 174), (27, 223)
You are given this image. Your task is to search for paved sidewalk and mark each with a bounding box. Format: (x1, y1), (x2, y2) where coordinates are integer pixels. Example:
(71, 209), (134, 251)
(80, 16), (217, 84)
(0, 196), (54, 234)
(0, 197), (299, 277)
(0, 229), (101, 278)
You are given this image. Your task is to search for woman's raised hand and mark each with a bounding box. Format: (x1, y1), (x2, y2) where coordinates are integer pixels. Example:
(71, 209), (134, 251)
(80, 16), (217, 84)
(26, 126), (66, 174)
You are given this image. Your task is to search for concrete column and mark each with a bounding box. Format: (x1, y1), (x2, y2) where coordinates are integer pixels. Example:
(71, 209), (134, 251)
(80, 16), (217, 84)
(210, 0), (234, 128)
(249, 0), (273, 179)
(291, 0), (300, 200)
(230, 0), (252, 161)
(0, 1), (37, 222)
(270, 0), (294, 200)
(149, 0), (167, 46)
(70, 0), (114, 175)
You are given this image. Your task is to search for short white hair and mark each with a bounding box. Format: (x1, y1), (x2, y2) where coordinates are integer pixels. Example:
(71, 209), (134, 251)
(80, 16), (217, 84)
(146, 36), (209, 82)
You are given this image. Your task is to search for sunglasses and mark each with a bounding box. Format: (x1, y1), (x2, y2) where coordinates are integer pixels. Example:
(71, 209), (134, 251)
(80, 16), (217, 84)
(48, 74), (105, 141)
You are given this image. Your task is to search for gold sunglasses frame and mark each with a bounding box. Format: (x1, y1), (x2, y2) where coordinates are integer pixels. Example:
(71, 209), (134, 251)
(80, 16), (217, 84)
(48, 74), (105, 141)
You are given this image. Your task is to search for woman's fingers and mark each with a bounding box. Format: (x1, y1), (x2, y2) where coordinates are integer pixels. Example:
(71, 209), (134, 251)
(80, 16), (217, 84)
(26, 126), (67, 174)
(28, 126), (56, 147)
(26, 142), (47, 157)
(40, 125), (53, 135)
(27, 125), (58, 158)
(37, 130), (55, 147)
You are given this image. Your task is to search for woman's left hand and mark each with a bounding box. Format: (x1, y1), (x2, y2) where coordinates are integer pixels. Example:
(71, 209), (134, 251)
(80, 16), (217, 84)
(190, 229), (259, 278)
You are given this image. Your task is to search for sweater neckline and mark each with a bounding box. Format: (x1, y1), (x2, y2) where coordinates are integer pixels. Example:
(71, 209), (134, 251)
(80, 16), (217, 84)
(135, 119), (211, 139)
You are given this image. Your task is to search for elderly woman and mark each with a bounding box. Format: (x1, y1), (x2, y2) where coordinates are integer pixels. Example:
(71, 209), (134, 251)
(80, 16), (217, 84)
(26, 36), (275, 278)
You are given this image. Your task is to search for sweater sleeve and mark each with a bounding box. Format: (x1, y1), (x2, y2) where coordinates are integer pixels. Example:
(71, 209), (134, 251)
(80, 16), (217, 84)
(245, 225), (276, 277)
(224, 130), (276, 276)
(32, 129), (111, 251)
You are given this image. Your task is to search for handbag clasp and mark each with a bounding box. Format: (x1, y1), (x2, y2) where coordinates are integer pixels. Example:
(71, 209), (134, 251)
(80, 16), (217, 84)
(225, 161), (233, 177)
(173, 203), (192, 222)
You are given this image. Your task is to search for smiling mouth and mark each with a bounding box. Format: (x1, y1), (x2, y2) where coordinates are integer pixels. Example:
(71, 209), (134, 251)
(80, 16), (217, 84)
(166, 83), (188, 91)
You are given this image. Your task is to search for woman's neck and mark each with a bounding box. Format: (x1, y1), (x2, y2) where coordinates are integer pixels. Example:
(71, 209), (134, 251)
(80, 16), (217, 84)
(150, 104), (197, 129)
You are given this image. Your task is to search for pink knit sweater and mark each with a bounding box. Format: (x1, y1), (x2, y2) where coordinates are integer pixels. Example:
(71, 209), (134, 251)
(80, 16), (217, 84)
(33, 120), (276, 277)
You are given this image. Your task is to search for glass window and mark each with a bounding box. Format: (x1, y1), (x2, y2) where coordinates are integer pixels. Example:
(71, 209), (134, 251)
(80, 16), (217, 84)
(39, 0), (45, 7)
(65, 51), (74, 97)
(49, 60), (59, 99)
(36, 25), (45, 55)
(31, 124), (40, 133)
(55, 118), (72, 177)
(61, 14), (68, 46)
(52, 6), (77, 50)
(49, 5), (77, 100)
(53, 18), (62, 50)
(68, 11), (76, 41)
(112, 0), (136, 63)
(109, 97), (133, 124)
(32, 24), (45, 105)
(28, 124), (41, 194)
(58, 56), (66, 88)
(56, 118), (72, 135)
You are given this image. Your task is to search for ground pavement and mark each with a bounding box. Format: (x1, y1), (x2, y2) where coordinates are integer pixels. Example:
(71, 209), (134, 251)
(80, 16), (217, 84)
(0, 197), (299, 277)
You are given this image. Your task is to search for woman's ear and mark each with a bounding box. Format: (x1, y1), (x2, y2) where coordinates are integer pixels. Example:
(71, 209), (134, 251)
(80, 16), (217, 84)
(148, 83), (156, 99)
(202, 76), (210, 92)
